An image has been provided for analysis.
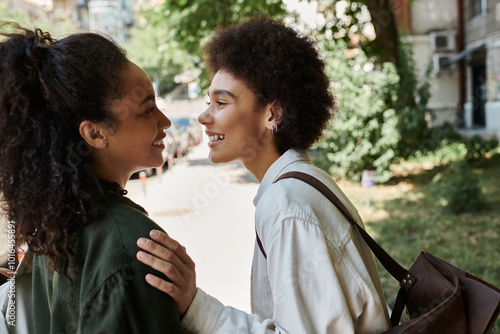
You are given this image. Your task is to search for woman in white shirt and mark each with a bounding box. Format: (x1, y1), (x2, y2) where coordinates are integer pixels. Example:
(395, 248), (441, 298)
(136, 15), (391, 333)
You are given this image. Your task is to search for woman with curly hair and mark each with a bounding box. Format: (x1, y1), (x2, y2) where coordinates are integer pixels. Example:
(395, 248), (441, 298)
(0, 25), (183, 333)
(137, 16), (390, 333)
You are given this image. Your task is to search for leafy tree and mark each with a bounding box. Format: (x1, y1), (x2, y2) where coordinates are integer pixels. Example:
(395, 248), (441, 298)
(314, 39), (401, 182)
(394, 33), (433, 159)
(313, 32), (433, 182)
(149, 0), (287, 88)
(315, 0), (417, 68)
(0, 1), (75, 38)
(314, 0), (421, 112)
(125, 9), (192, 94)
(157, 0), (286, 56)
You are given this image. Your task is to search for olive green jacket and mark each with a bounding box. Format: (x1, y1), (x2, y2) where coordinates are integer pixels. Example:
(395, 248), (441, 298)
(33, 194), (182, 334)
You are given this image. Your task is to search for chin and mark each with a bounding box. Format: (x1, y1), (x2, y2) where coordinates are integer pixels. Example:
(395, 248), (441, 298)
(208, 152), (232, 165)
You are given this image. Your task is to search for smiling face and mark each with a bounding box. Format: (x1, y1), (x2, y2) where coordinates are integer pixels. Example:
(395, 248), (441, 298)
(198, 70), (281, 181)
(90, 61), (171, 186)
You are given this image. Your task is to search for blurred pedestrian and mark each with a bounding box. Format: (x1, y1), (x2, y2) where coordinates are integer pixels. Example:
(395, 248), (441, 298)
(0, 24), (182, 333)
(137, 16), (390, 333)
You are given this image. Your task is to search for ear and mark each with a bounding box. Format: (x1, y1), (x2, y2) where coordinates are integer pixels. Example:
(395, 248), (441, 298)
(79, 120), (108, 149)
(265, 101), (283, 131)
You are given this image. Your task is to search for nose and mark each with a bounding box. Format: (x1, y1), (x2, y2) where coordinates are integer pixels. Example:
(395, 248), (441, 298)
(198, 105), (212, 125)
(157, 108), (171, 130)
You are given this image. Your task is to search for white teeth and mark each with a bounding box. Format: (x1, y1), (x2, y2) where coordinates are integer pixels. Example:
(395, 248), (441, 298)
(153, 140), (163, 146)
(209, 134), (225, 142)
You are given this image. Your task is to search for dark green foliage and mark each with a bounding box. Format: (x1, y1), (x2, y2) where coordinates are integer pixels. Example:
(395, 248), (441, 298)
(125, 9), (192, 94)
(145, 0), (286, 89)
(395, 35), (434, 159)
(313, 36), (432, 183)
(433, 161), (485, 214)
(159, 0), (286, 56)
(426, 134), (499, 214)
(464, 135), (499, 164)
(314, 39), (400, 182)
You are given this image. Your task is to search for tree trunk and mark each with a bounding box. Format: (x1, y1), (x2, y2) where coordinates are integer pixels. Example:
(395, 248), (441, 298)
(364, 0), (400, 67)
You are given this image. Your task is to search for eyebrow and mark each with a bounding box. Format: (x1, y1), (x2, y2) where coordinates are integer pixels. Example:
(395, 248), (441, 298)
(140, 94), (155, 106)
(208, 89), (235, 98)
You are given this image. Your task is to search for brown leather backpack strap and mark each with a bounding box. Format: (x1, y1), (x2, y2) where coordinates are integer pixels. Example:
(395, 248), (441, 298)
(255, 228), (267, 259)
(275, 171), (413, 286)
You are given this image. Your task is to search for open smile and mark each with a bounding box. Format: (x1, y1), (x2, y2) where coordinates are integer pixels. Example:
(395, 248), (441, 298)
(152, 134), (166, 149)
(208, 134), (225, 142)
(206, 130), (226, 143)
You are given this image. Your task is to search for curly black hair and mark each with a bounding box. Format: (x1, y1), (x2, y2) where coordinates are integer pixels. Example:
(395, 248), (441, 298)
(203, 15), (336, 155)
(0, 24), (128, 277)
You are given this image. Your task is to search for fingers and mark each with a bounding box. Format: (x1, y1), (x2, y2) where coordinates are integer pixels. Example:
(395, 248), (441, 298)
(144, 273), (182, 300)
(145, 273), (171, 293)
(136, 250), (183, 283)
(137, 233), (176, 263)
(144, 273), (195, 316)
(136, 230), (198, 316)
(136, 231), (195, 281)
(149, 230), (195, 266)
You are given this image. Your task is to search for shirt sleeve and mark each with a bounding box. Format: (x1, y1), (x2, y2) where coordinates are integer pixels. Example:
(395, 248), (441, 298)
(179, 219), (364, 334)
(181, 289), (279, 334)
(79, 268), (183, 334)
(181, 221), (385, 334)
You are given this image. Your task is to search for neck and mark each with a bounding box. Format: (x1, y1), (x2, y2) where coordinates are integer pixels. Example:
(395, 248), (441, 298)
(242, 144), (281, 183)
(91, 157), (130, 190)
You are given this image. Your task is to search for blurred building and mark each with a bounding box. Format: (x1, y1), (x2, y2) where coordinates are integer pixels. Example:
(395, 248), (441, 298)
(79, 0), (134, 43)
(302, 0), (500, 137)
(401, 0), (460, 128)
(457, 0), (500, 137)
(401, 0), (500, 139)
(6, 0), (134, 43)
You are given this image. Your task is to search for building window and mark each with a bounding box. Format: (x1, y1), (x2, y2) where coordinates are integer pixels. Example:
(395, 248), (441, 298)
(471, 0), (488, 17)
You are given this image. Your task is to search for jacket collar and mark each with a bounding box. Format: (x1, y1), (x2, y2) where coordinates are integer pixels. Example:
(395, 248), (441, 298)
(253, 148), (310, 207)
(103, 192), (148, 215)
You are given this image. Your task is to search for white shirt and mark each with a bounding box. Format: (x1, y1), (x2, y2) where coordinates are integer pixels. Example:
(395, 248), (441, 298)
(181, 149), (390, 333)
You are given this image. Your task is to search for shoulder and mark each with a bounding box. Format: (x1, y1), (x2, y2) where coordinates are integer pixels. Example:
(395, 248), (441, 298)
(257, 162), (362, 245)
(99, 196), (161, 255)
(259, 162), (342, 216)
(80, 267), (182, 333)
(77, 196), (165, 283)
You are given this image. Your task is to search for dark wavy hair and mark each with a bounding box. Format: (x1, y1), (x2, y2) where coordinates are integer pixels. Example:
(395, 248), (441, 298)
(203, 15), (336, 155)
(0, 24), (128, 277)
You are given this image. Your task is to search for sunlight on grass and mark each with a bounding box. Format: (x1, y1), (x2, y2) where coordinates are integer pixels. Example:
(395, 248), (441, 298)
(337, 154), (500, 333)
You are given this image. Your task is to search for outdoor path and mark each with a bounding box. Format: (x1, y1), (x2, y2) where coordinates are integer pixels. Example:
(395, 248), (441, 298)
(126, 137), (258, 312)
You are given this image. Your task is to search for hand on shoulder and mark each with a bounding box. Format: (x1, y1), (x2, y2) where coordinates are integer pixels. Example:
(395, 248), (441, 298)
(137, 230), (197, 316)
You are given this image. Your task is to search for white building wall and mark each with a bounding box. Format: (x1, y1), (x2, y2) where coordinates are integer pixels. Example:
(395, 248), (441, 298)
(411, 0), (457, 34)
(408, 0), (459, 127)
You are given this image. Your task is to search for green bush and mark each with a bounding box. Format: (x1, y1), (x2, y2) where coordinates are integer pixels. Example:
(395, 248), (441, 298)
(464, 135), (499, 164)
(313, 36), (432, 183)
(313, 39), (399, 182)
(433, 161), (485, 214)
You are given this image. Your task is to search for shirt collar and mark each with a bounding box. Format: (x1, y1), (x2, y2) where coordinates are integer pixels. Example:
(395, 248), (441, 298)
(253, 148), (310, 207)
